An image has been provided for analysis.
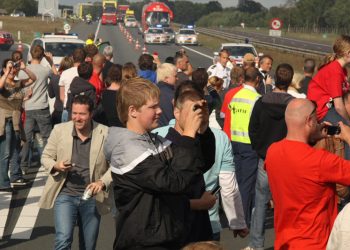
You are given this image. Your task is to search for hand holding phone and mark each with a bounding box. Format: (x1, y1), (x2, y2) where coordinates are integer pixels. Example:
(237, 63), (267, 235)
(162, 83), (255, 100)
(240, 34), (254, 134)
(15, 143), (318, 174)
(327, 125), (341, 136)
(211, 186), (221, 195)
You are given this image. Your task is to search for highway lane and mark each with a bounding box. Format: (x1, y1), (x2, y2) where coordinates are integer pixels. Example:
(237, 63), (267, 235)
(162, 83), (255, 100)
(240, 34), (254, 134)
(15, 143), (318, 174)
(218, 27), (332, 54)
(0, 22), (275, 250)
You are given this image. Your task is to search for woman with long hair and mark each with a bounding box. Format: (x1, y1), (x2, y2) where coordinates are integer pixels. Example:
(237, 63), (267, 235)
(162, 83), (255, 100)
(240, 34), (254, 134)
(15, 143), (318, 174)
(308, 35), (350, 158)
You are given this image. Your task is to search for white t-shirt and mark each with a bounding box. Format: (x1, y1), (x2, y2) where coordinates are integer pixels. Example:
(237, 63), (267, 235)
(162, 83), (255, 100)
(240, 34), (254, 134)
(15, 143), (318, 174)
(58, 67), (78, 107)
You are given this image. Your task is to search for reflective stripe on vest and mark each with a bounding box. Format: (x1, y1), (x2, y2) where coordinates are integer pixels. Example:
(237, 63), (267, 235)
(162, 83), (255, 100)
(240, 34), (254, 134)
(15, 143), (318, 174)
(229, 88), (260, 144)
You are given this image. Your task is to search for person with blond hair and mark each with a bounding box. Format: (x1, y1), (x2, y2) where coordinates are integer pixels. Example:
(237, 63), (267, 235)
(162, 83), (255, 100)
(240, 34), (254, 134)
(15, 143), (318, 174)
(182, 241), (223, 250)
(287, 72), (306, 98)
(157, 62), (177, 126)
(308, 35), (350, 158)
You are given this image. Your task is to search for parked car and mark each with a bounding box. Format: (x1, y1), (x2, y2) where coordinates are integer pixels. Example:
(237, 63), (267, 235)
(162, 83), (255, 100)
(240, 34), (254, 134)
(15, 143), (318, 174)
(0, 31), (14, 51)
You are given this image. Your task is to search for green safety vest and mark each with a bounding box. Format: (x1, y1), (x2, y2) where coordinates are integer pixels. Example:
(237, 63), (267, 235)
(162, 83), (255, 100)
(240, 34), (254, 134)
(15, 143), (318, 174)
(229, 87), (260, 144)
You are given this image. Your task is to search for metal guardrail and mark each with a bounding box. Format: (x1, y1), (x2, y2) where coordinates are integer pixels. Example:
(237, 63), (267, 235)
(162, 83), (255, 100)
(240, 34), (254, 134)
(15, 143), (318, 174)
(196, 27), (328, 57)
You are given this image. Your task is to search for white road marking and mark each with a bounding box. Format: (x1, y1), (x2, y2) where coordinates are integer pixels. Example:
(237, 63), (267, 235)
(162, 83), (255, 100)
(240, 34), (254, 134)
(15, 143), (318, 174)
(181, 45), (214, 60)
(0, 192), (12, 239)
(94, 20), (102, 43)
(11, 167), (47, 239)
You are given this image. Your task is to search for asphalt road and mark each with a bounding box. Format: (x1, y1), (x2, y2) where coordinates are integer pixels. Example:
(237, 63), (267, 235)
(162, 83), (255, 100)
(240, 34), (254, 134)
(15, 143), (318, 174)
(219, 27), (333, 54)
(0, 21), (275, 250)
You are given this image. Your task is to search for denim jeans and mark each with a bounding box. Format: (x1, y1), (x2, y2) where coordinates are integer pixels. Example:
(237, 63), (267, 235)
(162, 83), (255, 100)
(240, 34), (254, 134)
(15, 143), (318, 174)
(0, 119), (22, 188)
(9, 128), (23, 182)
(21, 108), (52, 168)
(231, 141), (258, 227)
(249, 158), (271, 249)
(61, 109), (68, 123)
(54, 194), (101, 250)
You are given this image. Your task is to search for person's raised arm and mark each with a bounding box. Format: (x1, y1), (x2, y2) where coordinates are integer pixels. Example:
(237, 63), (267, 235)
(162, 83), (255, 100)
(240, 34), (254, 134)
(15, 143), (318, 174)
(0, 61), (11, 90)
(20, 61), (36, 87)
(333, 97), (350, 122)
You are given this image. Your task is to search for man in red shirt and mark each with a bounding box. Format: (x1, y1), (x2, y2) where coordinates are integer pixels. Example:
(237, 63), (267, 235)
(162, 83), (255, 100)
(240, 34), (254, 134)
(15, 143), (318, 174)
(265, 98), (350, 250)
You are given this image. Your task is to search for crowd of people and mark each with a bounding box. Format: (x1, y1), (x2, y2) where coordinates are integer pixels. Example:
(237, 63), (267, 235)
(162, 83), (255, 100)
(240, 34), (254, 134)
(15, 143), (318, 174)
(2, 33), (350, 250)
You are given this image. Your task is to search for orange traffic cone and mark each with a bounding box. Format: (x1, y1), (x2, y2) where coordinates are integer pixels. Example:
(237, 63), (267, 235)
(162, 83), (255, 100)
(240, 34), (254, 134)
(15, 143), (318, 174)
(17, 40), (23, 52)
(142, 45), (147, 54)
(135, 40), (140, 50)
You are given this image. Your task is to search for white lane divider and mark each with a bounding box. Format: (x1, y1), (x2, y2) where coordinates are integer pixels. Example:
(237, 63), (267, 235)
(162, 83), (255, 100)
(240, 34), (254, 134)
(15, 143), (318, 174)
(94, 19), (102, 43)
(11, 167), (47, 239)
(0, 192), (12, 239)
(181, 45), (214, 60)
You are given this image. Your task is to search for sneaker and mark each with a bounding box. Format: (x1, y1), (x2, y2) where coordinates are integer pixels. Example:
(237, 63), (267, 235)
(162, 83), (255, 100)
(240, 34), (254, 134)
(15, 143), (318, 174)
(11, 178), (30, 186)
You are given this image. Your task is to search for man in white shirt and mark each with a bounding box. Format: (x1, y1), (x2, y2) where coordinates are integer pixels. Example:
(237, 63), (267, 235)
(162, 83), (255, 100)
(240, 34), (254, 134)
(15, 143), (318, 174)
(207, 49), (231, 89)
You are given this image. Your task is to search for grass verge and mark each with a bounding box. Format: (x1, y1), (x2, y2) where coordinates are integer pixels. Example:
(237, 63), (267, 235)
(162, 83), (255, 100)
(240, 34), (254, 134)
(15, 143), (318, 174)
(0, 16), (72, 44)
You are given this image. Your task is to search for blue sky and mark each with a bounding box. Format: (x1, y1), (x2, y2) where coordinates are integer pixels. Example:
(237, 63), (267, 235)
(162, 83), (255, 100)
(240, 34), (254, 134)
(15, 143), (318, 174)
(59, 0), (287, 8)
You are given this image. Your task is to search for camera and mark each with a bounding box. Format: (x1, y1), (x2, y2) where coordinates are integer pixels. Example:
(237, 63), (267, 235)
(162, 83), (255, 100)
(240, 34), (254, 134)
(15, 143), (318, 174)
(12, 61), (20, 68)
(326, 125), (341, 136)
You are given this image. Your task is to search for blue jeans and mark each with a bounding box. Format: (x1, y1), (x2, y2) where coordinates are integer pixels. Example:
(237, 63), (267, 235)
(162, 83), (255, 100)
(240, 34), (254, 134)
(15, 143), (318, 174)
(0, 119), (22, 188)
(54, 194), (101, 250)
(249, 158), (271, 248)
(231, 141), (258, 227)
(21, 108), (52, 168)
(61, 110), (68, 123)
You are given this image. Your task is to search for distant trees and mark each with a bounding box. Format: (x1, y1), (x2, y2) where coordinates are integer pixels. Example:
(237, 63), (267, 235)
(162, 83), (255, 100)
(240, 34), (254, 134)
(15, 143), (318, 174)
(197, 0), (350, 34)
(0, 0), (37, 16)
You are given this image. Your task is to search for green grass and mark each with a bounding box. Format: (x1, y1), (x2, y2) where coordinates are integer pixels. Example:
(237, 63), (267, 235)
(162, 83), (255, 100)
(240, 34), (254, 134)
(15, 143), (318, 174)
(226, 26), (336, 45)
(0, 16), (73, 44)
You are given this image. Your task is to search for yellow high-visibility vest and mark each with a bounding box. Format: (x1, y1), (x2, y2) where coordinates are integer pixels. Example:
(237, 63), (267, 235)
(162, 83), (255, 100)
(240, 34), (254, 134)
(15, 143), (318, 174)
(229, 86), (260, 144)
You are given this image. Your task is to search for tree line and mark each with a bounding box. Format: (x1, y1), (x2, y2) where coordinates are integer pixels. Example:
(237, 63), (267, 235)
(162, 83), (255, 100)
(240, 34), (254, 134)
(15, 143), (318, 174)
(197, 0), (350, 34)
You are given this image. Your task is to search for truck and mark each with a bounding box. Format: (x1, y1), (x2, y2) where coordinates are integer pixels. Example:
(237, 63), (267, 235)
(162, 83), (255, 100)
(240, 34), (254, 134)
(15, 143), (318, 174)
(141, 2), (173, 32)
(101, 0), (117, 25)
(116, 4), (129, 23)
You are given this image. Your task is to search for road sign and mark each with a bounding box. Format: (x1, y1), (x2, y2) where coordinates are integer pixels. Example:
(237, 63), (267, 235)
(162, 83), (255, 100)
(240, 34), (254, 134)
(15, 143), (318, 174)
(63, 23), (71, 34)
(269, 29), (282, 37)
(270, 18), (282, 30)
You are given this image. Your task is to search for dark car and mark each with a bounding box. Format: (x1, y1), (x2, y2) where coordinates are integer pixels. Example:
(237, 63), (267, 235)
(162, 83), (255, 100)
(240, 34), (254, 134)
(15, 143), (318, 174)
(0, 31), (14, 51)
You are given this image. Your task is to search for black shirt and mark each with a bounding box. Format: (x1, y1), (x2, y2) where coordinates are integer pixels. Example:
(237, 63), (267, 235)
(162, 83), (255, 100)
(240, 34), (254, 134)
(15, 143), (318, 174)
(48, 74), (63, 112)
(101, 89), (123, 127)
(60, 128), (92, 196)
(300, 76), (312, 95)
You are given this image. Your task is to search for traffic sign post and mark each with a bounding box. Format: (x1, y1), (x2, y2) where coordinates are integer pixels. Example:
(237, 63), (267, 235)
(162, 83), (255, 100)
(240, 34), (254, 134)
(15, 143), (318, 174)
(269, 29), (282, 37)
(270, 18), (283, 30)
(269, 18), (282, 37)
(63, 23), (71, 34)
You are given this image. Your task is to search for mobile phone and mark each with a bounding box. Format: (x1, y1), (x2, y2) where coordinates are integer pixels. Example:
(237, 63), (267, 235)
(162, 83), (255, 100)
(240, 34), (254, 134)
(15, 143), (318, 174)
(211, 186), (221, 195)
(327, 125), (341, 136)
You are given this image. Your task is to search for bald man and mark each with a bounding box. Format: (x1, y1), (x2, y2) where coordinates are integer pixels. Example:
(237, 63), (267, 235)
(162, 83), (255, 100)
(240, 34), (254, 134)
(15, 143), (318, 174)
(89, 54), (106, 103)
(265, 98), (350, 250)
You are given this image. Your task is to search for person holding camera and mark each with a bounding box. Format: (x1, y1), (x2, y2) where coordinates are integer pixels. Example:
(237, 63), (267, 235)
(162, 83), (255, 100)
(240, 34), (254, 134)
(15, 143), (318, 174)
(265, 98), (350, 250)
(0, 59), (36, 191)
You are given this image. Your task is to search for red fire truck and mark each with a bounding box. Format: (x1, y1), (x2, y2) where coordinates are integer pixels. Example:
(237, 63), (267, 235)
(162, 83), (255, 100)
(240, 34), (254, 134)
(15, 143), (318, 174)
(101, 0), (117, 25)
(141, 2), (173, 32)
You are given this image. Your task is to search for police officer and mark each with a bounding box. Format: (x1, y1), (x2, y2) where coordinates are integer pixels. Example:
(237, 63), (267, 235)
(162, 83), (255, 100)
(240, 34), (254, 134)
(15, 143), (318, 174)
(85, 33), (95, 46)
(207, 49), (231, 89)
